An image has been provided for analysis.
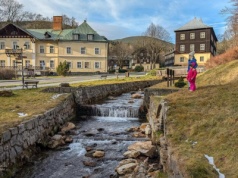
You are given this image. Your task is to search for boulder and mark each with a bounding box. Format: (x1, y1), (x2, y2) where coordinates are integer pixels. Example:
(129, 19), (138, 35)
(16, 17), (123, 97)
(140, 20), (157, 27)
(61, 122), (76, 133)
(132, 132), (145, 138)
(65, 136), (73, 143)
(93, 150), (105, 158)
(48, 134), (65, 149)
(108, 96), (116, 100)
(84, 129), (99, 137)
(145, 125), (152, 135)
(128, 100), (134, 104)
(83, 161), (96, 167)
(123, 150), (140, 158)
(117, 159), (137, 167)
(86, 146), (93, 152)
(59, 83), (70, 87)
(131, 93), (142, 99)
(116, 163), (138, 175)
(139, 123), (149, 133)
(128, 141), (157, 158)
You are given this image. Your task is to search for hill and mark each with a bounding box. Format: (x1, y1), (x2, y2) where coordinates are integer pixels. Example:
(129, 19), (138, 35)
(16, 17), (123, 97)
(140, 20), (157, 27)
(164, 60), (238, 177)
(113, 36), (174, 48)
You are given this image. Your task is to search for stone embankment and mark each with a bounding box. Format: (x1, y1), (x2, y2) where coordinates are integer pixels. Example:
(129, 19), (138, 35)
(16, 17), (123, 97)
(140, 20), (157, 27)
(147, 96), (184, 177)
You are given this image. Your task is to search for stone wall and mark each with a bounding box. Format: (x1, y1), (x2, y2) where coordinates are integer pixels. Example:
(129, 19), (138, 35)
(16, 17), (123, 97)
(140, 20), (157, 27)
(143, 88), (179, 109)
(147, 97), (184, 178)
(0, 94), (75, 170)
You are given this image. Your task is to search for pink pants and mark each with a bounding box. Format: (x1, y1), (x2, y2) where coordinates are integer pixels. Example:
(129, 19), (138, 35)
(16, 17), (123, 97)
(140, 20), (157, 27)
(189, 81), (196, 91)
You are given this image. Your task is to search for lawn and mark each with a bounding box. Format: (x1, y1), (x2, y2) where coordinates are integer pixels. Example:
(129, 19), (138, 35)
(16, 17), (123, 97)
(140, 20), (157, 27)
(159, 61), (238, 177)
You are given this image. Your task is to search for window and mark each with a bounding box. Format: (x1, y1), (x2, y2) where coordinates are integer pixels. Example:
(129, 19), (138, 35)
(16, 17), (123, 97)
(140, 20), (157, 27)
(0, 60), (5, 67)
(190, 44), (195, 52)
(200, 44), (205, 51)
(50, 46), (54, 53)
(200, 32), (205, 38)
(77, 62), (82, 68)
(40, 60), (45, 68)
(40, 46), (44, 53)
(24, 42), (30, 49)
(50, 60), (54, 68)
(180, 34), (185, 40)
(73, 34), (80, 40)
(85, 62), (90, 68)
(95, 48), (100, 55)
(87, 34), (94, 40)
(0, 42), (5, 49)
(95, 62), (100, 69)
(25, 60), (30, 67)
(66, 47), (71, 54)
(190, 33), (195, 39)
(200, 56), (204, 62)
(13, 60), (17, 67)
(180, 45), (185, 52)
(180, 57), (184, 62)
(81, 47), (86, 54)
(13, 42), (18, 49)
(67, 62), (72, 69)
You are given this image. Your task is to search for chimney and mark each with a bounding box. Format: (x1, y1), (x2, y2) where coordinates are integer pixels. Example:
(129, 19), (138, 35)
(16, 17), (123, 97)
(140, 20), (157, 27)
(53, 16), (63, 30)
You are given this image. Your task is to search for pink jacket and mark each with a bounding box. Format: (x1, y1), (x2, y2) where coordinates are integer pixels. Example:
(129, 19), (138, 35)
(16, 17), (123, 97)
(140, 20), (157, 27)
(187, 68), (197, 82)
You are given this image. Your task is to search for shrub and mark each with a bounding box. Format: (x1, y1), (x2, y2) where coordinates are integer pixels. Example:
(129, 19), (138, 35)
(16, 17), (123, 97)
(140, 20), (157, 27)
(134, 66), (144, 72)
(175, 77), (186, 88)
(0, 68), (15, 80)
(147, 69), (156, 76)
(108, 69), (115, 74)
(56, 61), (69, 76)
(119, 69), (128, 73)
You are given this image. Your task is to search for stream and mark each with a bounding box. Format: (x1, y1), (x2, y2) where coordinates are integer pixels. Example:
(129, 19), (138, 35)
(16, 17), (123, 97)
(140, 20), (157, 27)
(16, 92), (148, 178)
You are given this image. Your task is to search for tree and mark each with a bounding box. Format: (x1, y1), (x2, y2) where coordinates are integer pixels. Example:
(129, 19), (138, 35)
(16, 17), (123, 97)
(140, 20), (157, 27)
(221, 0), (238, 47)
(143, 23), (171, 42)
(56, 61), (69, 76)
(0, 0), (25, 22)
(109, 41), (133, 69)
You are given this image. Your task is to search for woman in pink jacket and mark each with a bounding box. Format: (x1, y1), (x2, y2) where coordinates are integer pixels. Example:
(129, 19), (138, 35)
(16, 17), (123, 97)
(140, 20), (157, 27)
(187, 62), (197, 91)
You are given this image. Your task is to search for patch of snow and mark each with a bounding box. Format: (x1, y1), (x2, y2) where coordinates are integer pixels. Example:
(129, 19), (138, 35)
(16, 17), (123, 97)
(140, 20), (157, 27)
(18, 113), (28, 117)
(52, 94), (64, 100)
(204, 154), (225, 178)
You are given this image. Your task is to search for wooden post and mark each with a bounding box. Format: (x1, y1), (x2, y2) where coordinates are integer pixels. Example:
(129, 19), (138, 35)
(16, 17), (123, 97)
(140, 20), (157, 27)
(169, 69), (173, 86)
(172, 70), (175, 84)
(167, 68), (169, 87)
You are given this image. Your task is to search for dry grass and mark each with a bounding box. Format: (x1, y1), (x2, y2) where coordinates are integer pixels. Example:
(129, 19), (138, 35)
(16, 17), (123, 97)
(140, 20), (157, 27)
(0, 89), (69, 134)
(70, 76), (161, 87)
(161, 61), (238, 177)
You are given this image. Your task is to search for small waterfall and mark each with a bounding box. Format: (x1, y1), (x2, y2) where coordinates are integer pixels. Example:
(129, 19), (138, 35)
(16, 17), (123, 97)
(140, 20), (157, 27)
(79, 105), (139, 118)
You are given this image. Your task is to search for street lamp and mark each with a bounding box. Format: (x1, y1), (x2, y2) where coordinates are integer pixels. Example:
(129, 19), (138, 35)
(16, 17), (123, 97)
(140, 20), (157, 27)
(5, 44), (27, 88)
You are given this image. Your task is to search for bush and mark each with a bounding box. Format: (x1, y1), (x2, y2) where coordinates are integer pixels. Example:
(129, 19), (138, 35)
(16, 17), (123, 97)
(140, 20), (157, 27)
(56, 61), (69, 76)
(0, 68), (15, 80)
(119, 69), (128, 73)
(147, 69), (156, 76)
(134, 66), (144, 72)
(175, 77), (186, 88)
(108, 69), (115, 74)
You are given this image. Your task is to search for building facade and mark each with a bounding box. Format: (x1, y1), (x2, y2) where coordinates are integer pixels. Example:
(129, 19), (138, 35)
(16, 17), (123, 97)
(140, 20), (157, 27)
(0, 16), (108, 73)
(174, 18), (217, 66)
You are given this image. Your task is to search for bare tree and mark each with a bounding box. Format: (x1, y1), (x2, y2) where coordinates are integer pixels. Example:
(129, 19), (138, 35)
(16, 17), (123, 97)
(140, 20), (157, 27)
(0, 0), (24, 22)
(143, 22), (171, 42)
(109, 41), (133, 69)
(221, 0), (238, 47)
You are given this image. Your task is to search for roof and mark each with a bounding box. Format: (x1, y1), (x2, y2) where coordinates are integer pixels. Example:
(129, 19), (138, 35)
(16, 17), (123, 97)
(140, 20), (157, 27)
(175, 18), (211, 31)
(0, 20), (107, 42)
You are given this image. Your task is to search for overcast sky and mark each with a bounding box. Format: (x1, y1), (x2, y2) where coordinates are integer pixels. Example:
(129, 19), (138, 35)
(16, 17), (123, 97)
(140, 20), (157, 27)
(18, 0), (231, 42)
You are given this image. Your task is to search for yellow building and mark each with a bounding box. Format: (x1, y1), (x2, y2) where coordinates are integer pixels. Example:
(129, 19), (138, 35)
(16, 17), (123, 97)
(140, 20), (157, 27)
(0, 16), (108, 74)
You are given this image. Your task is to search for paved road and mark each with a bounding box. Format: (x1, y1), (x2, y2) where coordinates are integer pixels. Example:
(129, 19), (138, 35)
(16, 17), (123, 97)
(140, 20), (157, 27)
(0, 72), (146, 90)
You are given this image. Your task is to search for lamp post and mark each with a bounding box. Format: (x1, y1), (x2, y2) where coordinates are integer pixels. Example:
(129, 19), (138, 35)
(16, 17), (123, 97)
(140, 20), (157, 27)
(5, 44), (27, 88)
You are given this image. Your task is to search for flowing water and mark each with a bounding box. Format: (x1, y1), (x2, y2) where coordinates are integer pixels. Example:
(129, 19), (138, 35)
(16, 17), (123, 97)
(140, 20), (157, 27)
(16, 92), (147, 178)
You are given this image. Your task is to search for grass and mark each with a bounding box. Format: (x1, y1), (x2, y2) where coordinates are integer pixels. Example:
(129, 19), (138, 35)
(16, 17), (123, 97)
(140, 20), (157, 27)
(0, 89), (69, 135)
(70, 75), (160, 87)
(156, 60), (238, 177)
(0, 75), (160, 135)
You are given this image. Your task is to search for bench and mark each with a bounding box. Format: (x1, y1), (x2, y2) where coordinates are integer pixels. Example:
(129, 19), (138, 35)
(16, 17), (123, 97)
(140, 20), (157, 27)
(100, 74), (107, 79)
(24, 80), (39, 89)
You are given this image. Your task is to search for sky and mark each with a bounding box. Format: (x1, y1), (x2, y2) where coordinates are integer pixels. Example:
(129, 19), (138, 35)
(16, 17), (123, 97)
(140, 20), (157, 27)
(18, 0), (231, 43)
